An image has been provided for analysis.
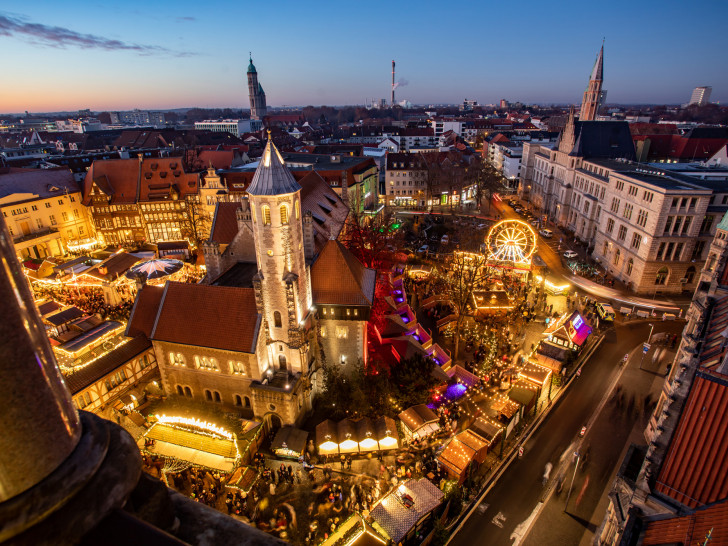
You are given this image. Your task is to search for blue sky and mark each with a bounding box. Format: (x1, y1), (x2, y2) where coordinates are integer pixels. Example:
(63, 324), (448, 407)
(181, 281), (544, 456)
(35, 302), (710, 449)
(1, 0), (726, 112)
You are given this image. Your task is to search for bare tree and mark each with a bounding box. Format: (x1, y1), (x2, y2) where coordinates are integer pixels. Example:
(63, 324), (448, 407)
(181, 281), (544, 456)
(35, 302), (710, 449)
(160, 458), (190, 487)
(447, 251), (488, 361)
(474, 159), (507, 215)
(340, 207), (403, 270)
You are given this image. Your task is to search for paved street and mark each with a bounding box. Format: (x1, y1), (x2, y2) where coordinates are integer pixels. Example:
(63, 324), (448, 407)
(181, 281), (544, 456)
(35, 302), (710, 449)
(448, 320), (685, 546)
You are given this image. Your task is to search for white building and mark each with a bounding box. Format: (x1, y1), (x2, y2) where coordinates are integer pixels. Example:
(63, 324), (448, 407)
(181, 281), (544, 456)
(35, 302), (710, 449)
(688, 86), (712, 106)
(54, 119), (103, 133)
(194, 119), (262, 137)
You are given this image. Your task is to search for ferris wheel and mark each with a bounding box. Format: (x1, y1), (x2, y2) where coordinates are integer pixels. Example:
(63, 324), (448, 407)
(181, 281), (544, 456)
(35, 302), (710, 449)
(485, 219), (537, 267)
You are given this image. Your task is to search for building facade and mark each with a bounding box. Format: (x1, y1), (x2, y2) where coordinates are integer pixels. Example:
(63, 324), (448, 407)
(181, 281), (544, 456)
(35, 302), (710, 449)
(82, 157), (200, 245)
(1, 168), (94, 260)
(193, 119), (262, 137)
(688, 86), (712, 106)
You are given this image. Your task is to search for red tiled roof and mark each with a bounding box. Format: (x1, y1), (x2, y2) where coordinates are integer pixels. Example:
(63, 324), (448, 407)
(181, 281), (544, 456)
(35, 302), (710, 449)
(311, 240), (376, 306)
(699, 296), (728, 370)
(126, 285), (165, 338)
(197, 150), (235, 170)
(642, 498), (728, 546)
(655, 368), (728, 508)
(298, 170), (349, 255)
(151, 282), (260, 353)
(210, 202), (243, 245)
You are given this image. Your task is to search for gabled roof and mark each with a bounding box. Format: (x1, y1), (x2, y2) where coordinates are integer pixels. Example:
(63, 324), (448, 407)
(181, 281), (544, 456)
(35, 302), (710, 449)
(310, 240), (376, 306)
(150, 281), (260, 353)
(63, 335), (152, 394)
(655, 368), (728, 508)
(398, 404), (438, 432)
(298, 171), (348, 254)
(209, 202), (243, 245)
(246, 139), (301, 196)
(82, 252), (142, 281)
(126, 284), (165, 338)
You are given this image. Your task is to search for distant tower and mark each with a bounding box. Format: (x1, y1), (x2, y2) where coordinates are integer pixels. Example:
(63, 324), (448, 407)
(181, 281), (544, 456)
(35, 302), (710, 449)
(391, 60), (395, 107)
(579, 44), (604, 121)
(247, 55), (267, 121)
(248, 135), (311, 375)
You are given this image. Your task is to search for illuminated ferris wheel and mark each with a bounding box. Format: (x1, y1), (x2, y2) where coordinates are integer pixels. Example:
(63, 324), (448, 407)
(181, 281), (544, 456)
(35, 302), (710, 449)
(485, 219), (537, 269)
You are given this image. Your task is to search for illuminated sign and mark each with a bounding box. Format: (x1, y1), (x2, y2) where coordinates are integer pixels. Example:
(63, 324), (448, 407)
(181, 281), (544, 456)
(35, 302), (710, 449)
(571, 314), (584, 330)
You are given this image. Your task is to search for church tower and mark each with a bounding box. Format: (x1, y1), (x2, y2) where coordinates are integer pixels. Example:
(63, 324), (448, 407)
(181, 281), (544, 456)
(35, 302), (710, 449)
(579, 44), (604, 121)
(247, 56), (267, 121)
(248, 135), (311, 375)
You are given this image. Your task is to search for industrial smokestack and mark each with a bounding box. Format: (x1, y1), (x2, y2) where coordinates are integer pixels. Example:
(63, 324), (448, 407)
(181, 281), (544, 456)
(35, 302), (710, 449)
(391, 60), (395, 107)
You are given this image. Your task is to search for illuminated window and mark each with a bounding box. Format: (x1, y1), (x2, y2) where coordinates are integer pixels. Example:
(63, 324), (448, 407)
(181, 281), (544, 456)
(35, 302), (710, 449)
(320, 326), (327, 337)
(295, 199), (300, 219)
(169, 352), (185, 366)
(195, 356), (219, 371)
(262, 205), (271, 225)
(280, 204), (289, 225)
(229, 361), (245, 375)
(336, 326), (349, 339)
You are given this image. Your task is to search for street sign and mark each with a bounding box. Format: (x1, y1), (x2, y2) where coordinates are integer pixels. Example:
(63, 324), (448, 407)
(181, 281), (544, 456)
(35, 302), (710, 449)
(643, 342), (651, 354)
(518, 446), (524, 458)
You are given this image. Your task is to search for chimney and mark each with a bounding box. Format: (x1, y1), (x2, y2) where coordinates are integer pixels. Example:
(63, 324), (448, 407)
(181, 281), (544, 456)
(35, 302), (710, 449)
(391, 60), (395, 107)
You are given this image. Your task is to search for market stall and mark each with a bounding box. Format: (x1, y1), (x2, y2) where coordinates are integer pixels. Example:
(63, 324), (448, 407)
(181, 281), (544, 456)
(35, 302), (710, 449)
(271, 426), (308, 459)
(316, 419), (339, 457)
(399, 404), (440, 441)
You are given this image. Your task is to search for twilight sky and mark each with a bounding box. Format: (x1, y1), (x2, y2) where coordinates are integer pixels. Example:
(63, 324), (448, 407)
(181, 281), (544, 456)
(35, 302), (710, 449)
(1, 0), (726, 112)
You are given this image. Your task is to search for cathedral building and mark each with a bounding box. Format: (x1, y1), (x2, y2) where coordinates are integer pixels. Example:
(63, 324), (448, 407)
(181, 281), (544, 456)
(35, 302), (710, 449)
(131, 139), (374, 430)
(247, 56), (267, 121)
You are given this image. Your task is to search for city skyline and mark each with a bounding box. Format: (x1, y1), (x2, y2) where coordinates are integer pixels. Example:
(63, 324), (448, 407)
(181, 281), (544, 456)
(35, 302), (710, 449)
(1, 0), (727, 112)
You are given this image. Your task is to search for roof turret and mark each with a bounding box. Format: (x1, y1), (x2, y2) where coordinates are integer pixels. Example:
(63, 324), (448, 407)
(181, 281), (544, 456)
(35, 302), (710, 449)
(247, 55), (256, 74)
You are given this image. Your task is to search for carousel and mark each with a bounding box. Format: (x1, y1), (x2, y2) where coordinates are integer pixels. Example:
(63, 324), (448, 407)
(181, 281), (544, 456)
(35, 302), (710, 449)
(126, 258), (185, 284)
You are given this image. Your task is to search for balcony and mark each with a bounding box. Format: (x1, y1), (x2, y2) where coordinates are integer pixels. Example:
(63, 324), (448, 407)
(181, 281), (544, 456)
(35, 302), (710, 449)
(13, 227), (62, 251)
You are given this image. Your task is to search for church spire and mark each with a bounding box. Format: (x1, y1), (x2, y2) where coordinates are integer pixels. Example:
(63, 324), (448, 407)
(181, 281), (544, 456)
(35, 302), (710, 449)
(579, 43), (604, 121)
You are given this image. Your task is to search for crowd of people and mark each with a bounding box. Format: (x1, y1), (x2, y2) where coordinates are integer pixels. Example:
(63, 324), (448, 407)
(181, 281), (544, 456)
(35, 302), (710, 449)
(34, 284), (135, 321)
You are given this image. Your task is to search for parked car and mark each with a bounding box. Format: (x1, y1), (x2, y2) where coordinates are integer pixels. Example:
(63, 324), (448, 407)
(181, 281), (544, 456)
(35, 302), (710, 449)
(539, 229), (553, 238)
(477, 223), (488, 230)
(563, 250), (578, 259)
(530, 219), (539, 226)
(514, 207), (523, 213)
(441, 235), (449, 244)
(595, 302), (616, 321)
(417, 245), (429, 255)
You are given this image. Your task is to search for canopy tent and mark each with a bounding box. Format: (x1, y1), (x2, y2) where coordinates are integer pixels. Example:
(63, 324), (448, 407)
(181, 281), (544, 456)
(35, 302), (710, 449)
(316, 419), (339, 455)
(517, 363), (552, 387)
(399, 404), (440, 441)
(271, 426), (308, 459)
(126, 258), (184, 282)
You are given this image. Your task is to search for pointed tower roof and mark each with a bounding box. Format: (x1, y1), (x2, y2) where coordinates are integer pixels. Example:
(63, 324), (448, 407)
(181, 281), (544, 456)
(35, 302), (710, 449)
(247, 56), (257, 74)
(246, 137), (301, 196)
(590, 45), (604, 81)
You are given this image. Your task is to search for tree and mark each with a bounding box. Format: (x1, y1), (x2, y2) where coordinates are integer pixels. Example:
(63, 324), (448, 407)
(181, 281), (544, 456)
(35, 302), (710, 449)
(340, 208), (403, 270)
(474, 159), (507, 215)
(448, 251), (488, 360)
(182, 197), (213, 249)
(388, 353), (441, 409)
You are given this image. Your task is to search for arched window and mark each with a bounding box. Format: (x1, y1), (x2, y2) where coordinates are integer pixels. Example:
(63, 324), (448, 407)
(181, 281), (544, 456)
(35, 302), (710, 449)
(274, 311), (282, 328)
(205, 389), (213, 401)
(295, 199), (300, 219)
(707, 253), (716, 272)
(627, 258), (634, 276)
(214, 391), (221, 403)
(279, 354), (287, 371)
(244, 396), (251, 408)
(184, 386), (192, 397)
(685, 265), (696, 284)
(234, 395), (242, 407)
(613, 249), (620, 266)
(655, 266), (669, 285)
(280, 204), (289, 225)
(262, 205), (271, 226)
(176, 385), (184, 396)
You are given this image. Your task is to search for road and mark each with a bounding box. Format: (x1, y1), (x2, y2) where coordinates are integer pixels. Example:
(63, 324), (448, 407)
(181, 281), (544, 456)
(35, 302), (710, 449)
(448, 320), (685, 546)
